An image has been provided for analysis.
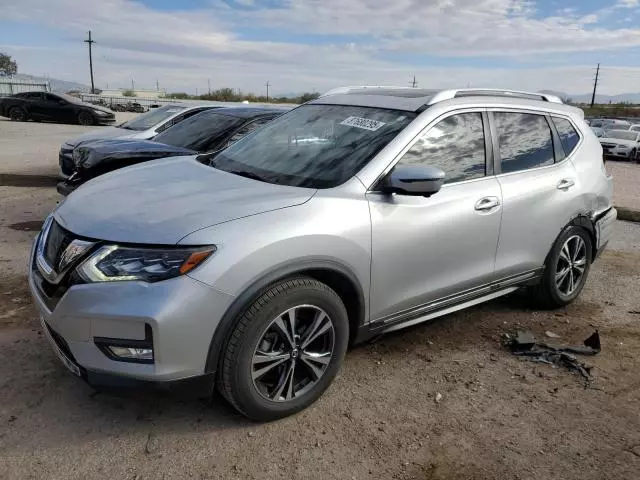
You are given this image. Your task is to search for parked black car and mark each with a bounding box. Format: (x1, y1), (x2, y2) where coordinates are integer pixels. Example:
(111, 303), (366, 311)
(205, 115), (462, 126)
(57, 107), (286, 195)
(0, 92), (116, 126)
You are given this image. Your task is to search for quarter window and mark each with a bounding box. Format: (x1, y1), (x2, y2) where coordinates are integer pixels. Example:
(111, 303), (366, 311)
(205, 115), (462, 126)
(494, 112), (554, 174)
(398, 112), (486, 184)
(552, 117), (580, 156)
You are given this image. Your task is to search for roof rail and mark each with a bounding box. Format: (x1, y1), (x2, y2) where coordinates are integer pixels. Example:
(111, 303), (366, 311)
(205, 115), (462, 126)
(427, 89), (563, 105)
(321, 86), (415, 97)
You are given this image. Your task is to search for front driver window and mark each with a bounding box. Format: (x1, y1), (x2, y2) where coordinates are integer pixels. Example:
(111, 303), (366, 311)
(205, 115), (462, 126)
(398, 112), (487, 184)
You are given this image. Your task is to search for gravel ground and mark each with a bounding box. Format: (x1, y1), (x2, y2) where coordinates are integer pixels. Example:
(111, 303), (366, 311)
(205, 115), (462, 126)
(1, 119), (640, 480)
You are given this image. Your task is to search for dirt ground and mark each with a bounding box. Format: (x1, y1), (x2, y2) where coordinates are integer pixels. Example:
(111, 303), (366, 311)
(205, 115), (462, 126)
(1, 118), (640, 480)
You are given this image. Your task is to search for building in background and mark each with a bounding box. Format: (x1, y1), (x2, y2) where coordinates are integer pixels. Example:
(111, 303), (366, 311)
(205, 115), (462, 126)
(99, 88), (166, 99)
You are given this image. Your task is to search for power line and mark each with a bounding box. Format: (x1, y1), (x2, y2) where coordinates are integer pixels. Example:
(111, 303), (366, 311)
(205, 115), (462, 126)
(84, 30), (96, 94)
(409, 75), (417, 88)
(591, 63), (600, 108)
(265, 80), (271, 102)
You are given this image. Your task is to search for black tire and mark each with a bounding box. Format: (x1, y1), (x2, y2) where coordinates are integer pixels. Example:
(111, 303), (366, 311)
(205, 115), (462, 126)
(530, 226), (593, 309)
(218, 277), (349, 421)
(631, 149), (637, 163)
(78, 111), (94, 126)
(8, 107), (26, 122)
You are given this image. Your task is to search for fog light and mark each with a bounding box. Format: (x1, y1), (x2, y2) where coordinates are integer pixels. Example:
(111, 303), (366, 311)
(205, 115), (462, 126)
(107, 346), (153, 361)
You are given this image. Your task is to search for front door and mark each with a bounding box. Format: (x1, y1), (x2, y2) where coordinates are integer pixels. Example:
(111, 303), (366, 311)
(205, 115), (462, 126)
(368, 110), (503, 323)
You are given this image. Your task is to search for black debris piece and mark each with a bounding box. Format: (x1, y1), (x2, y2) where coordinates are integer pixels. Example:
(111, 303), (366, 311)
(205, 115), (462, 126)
(504, 330), (601, 380)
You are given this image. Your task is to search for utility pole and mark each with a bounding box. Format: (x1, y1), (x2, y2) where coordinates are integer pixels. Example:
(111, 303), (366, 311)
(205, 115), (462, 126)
(265, 81), (271, 102)
(207, 78), (211, 95)
(84, 31), (96, 93)
(409, 75), (417, 88)
(590, 63), (600, 108)
(130, 76), (134, 91)
(156, 79), (159, 91)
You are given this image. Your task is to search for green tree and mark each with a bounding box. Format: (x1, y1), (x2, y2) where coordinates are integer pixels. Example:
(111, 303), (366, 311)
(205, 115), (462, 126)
(298, 92), (320, 103)
(0, 52), (18, 77)
(121, 89), (137, 97)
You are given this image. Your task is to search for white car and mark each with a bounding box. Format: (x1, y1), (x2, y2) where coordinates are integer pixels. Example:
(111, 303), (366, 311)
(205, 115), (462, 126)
(58, 104), (220, 178)
(600, 129), (640, 161)
(628, 124), (640, 132)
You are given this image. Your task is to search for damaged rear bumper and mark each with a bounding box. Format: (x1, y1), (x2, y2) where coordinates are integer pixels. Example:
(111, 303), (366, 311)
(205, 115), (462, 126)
(593, 207), (617, 258)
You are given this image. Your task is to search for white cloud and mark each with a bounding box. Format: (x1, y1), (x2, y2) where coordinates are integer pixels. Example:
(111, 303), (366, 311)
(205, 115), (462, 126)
(617, 0), (639, 7)
(2, 0), (640, 94)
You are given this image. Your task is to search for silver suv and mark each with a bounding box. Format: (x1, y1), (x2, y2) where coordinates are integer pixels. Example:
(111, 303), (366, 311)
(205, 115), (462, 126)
(29, 87), (616, 420)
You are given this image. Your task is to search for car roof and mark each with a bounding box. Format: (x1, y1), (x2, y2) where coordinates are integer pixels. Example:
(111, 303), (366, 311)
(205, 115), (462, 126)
(201, 106), (290, 119)
(310, 86), (578, 114)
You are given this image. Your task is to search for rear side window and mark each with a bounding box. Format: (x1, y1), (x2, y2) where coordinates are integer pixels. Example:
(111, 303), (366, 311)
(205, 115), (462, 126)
(398, 112), (486, 184)
(494, 112), (554, 174)
(552, 117), (580, 156)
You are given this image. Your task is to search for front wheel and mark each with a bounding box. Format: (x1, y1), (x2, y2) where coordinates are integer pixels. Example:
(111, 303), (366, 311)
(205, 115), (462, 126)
(78, 111), (94, 126)
(218, 277), (349, 421)
(530, 226), (593, 309)
(631, 149), (637, 162)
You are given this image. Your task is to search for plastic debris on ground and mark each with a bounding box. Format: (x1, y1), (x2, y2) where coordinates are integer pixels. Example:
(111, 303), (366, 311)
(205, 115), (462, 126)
(502, 330), (601, 381)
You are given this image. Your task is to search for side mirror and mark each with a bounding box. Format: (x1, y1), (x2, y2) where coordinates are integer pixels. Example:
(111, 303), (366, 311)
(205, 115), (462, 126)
(381, 164), (445, 197)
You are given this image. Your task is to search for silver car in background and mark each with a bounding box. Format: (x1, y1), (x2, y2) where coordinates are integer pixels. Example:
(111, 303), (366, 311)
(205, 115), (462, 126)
(30, 87), (616, 420)
(58, 104), (219, 177)
(599, 129), (640, 161)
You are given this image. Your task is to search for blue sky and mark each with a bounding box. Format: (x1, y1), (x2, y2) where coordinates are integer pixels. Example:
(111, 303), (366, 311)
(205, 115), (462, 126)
(2, 0), (640, 95)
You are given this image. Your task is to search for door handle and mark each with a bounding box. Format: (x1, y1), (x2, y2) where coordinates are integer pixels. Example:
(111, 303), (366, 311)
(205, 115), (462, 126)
(474, 196), (500, 211)
(557, 178), (575, 190)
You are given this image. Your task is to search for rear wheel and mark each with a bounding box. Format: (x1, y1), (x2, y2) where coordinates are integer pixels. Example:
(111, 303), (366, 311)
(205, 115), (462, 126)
(530, 226), (592, 309)
(218, 277), (349, 421)
(8, 107), (26, 122)
(631, 148), (637, 162)
(78, 111), (94, 126)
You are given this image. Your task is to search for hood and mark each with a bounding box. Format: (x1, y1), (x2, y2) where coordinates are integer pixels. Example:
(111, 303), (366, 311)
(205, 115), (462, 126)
(55, 156), (315, 244)
(65, 126), (146, 147)
(87, 104), (113, 115)
(74, 139), (196, 171)
(600, 138), (638, 147)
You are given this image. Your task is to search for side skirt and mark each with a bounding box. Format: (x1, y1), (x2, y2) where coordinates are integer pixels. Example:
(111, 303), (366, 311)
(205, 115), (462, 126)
(355, 269), (542, 342)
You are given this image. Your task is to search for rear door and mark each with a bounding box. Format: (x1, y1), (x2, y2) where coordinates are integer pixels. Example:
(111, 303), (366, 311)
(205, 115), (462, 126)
(491, 110), (583, 279)
(368, 110), (503, 323)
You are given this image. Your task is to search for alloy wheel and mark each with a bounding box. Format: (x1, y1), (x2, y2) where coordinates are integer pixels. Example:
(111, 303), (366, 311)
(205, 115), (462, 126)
(251, 305), (335, 402)
(9, 108), (25, 121)
(555, 235), (587, 296)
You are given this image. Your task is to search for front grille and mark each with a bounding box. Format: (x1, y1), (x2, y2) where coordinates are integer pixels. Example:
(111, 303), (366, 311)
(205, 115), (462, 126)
(59, 149), (75, 175)
(44, 220), (74, 269)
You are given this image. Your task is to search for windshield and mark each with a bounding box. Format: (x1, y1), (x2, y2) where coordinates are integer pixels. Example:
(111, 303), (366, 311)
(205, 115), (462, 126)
(154, 111), (244, 151)
(606, 130), (639, 141)
(209, 104), (416, 188)
(118, 105), (185, 131)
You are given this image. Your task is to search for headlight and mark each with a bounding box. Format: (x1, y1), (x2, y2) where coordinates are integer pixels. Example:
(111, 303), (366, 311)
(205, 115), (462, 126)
(93, 109), (109, 116)
(77, 245), (215, 283)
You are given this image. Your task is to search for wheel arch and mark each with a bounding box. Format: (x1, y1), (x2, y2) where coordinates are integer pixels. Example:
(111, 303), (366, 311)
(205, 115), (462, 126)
(204, 260), (366, 374)
(567, 214), (597, 260)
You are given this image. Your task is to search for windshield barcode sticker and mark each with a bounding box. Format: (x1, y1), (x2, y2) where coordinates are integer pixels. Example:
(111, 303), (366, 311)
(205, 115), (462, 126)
(340, 117), (386, 131)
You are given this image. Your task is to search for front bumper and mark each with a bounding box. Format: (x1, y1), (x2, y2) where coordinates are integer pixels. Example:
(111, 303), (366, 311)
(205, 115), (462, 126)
(28, 237), (235, 386)
(95, 116), (117, 125)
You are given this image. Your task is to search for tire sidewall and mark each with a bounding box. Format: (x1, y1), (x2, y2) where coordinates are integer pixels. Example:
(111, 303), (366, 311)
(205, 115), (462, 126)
(230, 283), (349, 420)
(544, 226), (593, 305)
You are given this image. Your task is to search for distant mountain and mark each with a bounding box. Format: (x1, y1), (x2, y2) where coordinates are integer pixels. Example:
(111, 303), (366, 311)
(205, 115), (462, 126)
(10, 73), (90, 93)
